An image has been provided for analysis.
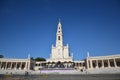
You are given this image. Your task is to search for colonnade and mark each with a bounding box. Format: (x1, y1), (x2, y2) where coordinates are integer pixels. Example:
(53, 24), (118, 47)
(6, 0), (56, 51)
(35, 61), (86, 70)
(35, 61), (74, 69)
(87, 58), (120, 69)
(0, 59), (31, 70)
(74, 62), (85, 69)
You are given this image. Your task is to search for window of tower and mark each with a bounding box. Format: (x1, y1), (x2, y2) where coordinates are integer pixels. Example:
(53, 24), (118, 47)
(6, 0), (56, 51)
(58, 36), (60, 40)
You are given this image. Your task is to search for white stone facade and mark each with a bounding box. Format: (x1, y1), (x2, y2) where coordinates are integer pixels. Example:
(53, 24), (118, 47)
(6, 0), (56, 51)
(47, 20), (73, 62)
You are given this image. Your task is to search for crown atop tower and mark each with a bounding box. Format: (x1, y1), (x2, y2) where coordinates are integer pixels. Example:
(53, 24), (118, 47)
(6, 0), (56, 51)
(58, 18), (61, 25)
(57, 19), (62, 35)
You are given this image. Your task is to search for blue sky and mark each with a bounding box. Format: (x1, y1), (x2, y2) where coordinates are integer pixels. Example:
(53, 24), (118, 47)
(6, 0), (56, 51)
(0, 0), (120, 60)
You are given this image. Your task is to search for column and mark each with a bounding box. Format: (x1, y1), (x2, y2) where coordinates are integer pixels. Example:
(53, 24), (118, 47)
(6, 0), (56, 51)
(10, 62), (13, 69)
(102, 60), (104, 68)
(108, 59), (110, 68)
(15, 62), (18, 69)
(1, 62), (3, 69)
(96, 60), (98, 68)
(20, 62), (22, 70)
(3, 62), (5, 70)
(0, 62), (2, 69)
(27, 62), (28, 70)
(5, 62), (8, 70)
(86, 59), (89, 69)
(114, 58), (117, 68)
(90, 60), (93, 69)
(28, 61), (30, 70)
(78, 63), (80, 67)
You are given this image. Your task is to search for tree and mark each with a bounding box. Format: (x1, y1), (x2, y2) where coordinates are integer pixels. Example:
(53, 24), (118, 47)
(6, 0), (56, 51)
(30, 57), (34, 60)
(35, 57), (46, 61)
(0, 54), (4, 58)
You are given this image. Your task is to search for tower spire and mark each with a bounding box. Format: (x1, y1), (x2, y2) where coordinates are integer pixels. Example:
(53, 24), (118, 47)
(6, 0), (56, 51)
(47, 20), (73, 62)
(56, 19), (63, 47)
(59, 18), (61, 22)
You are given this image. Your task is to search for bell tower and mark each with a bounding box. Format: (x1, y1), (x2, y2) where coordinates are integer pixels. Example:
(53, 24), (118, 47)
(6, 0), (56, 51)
(56, 19), (63, 47)
(47, 19), (73, 62)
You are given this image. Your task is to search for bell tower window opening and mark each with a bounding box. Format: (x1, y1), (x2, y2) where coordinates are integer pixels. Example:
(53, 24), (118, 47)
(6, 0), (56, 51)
(58, 36), (60, 40)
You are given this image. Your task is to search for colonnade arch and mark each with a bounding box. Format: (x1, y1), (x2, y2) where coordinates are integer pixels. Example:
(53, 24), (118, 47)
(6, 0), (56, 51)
(87, 57), (120, 69)
(0, 59), (32, 70)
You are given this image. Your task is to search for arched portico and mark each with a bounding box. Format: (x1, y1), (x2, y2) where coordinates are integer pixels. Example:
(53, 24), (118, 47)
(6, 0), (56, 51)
(86, 55), (120, 69)
(0, 58), (33, 70)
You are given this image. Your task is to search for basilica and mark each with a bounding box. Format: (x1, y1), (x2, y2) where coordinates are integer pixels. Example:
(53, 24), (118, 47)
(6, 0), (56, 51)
(0, 20), (120, 74)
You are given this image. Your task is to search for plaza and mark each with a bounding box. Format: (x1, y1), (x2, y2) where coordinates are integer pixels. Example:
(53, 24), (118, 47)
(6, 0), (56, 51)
(0, 74), (120, 80)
